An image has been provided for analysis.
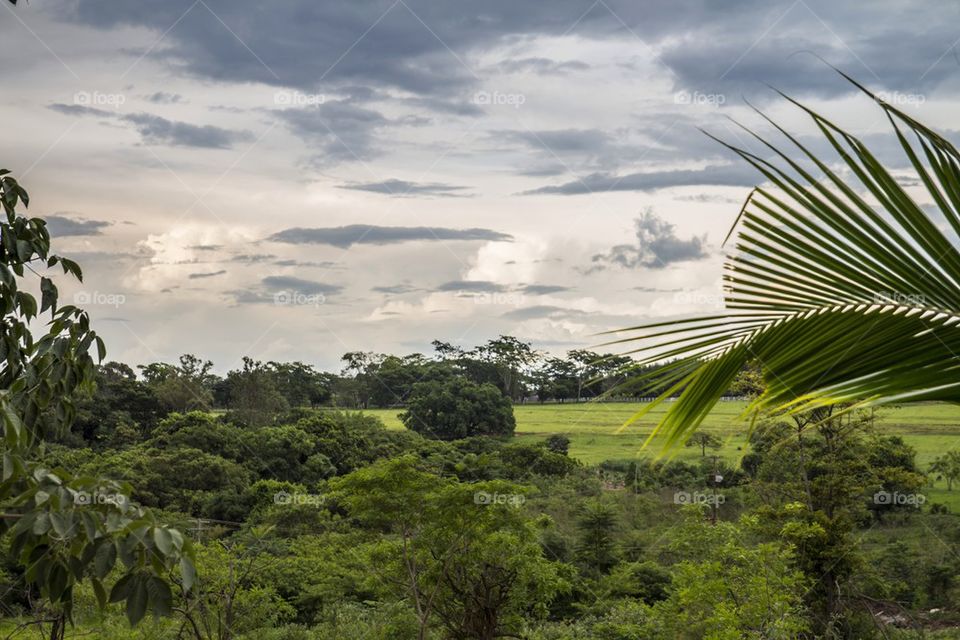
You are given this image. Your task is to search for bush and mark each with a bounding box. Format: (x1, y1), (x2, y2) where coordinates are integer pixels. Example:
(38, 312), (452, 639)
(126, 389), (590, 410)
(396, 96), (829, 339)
(400, 377), (515, 440)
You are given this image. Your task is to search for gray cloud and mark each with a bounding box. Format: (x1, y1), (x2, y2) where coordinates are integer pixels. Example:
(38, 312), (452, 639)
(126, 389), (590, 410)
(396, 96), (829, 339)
(500, 128), (633, 172)
(231, 253), (276, 263)
(45, 214), (110, 237)
(188, 269), (227, 279)
(339, 178), (471, 197)
(501, 305), (594, 320)
(590, 209), (709, 270)
(146, 92), (185, 104)
(273, 101), (389, 165)
(272, 259), (338, 268)
(436, 280), (506, 293)
(261, 275), (342, 295)
(121, 112), (253, 149)
(523, 164), (758, 195)
(675, 193), (744, 204)
(520, 284), (571, 295)
(372, 284), (420, 294)
(48, 104), (252, 149)
(269, 225), (513, 248)
(47, 103), (115, 118)
(66, 0), (959, 103)
(228, 275), (343, 305)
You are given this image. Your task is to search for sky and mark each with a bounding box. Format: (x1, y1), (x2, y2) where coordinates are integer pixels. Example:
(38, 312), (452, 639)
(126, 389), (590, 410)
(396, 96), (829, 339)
(2, 0), (958, 372)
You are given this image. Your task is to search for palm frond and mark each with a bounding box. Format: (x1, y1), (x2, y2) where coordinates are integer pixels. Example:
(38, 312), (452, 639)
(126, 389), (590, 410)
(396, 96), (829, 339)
(617, 73), (960, 449)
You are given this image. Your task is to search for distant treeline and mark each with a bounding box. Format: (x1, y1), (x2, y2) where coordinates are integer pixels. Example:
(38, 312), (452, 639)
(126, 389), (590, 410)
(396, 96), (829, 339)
(65, 335), (752, 442)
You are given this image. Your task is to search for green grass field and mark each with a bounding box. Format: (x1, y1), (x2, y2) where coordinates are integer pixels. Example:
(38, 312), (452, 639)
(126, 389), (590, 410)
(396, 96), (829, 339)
(362, 401), (960, 510)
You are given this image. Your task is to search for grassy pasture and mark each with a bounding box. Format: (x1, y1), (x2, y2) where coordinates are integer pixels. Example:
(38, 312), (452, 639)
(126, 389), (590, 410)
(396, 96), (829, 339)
(362, 401), (960, 510)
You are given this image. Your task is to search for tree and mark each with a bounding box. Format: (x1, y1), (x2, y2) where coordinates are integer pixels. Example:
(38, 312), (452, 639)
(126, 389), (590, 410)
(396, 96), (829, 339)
(338, 351), (385, 408)
(575, 500), (619, 576)
(745, 409), (925, 632)
(175, 528), (292, 640)
(536, 358), (577, 403)
(225, 357), (288, 426)
(332, 457), (566, 640)
(545, 434), (570, 455)
(685, 431), (722, 457)
(618, 74), (960, 448)
(566, 350), (599, 402)
(71, 361), (163, 446)
(266, 360), (333, 407)
(472, 336), (537, 401)
(0, 167), (194, 637)
(401, 377), (515, 440)
(929, 450), (960, 491)
(140, 354), (216, 413)
(645, 509), (810, 639)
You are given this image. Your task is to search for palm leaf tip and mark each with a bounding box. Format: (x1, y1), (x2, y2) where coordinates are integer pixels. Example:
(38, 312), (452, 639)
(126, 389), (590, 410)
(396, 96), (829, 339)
(618, 75), (960, 448)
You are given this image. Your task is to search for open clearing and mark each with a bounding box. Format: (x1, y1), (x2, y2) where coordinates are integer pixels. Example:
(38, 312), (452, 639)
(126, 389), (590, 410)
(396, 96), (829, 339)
(363, 401), (960, 510)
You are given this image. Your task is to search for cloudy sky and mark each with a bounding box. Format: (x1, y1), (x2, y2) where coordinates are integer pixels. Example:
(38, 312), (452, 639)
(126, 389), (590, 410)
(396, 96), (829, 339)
(3, 0), (958, 371)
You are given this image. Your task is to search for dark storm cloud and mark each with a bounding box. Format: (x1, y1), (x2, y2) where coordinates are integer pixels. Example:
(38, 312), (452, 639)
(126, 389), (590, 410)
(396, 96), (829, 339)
(590, 210), (709, 270)
(339, 179), (471, 197)
(269, 225), (513, 248)
(48, 104), (252, 149)
(45, 214), (110, 236)
(65, 0), (611, 96)
(658, 20), (960, 99)
(436, 281), (506, 293)
(64, 0), (960, 101)
(523, 164), (758, 195)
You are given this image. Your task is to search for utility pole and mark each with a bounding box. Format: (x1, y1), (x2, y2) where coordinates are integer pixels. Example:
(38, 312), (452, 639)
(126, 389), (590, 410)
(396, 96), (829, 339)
(709, 455), (722, 526)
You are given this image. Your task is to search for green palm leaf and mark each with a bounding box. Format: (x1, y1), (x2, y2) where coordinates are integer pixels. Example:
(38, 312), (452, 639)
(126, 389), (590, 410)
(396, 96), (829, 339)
(616, 72), (960, 450)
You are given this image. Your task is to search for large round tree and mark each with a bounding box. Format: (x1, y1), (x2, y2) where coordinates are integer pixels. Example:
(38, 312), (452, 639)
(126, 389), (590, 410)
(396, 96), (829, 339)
(401, 377), (516, 440)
